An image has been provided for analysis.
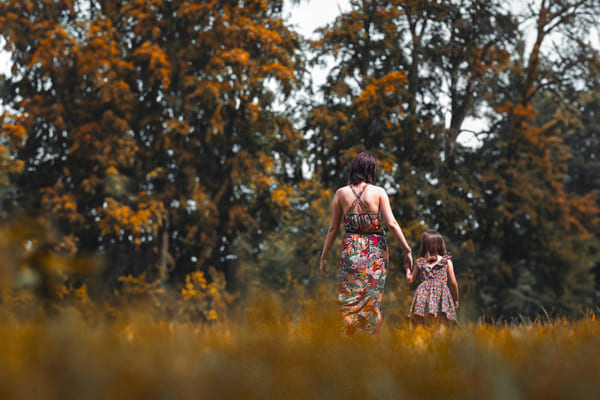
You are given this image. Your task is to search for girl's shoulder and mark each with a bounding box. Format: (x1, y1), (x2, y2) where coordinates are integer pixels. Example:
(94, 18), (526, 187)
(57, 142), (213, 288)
(440, 254), (452, 266)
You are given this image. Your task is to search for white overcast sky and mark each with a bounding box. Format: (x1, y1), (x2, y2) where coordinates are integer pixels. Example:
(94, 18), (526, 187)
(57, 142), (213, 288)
(283, 0), (350, 39)
(0, 38), (9, 76)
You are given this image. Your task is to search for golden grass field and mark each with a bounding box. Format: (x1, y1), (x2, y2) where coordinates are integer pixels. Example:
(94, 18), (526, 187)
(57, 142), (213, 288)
(2, 283), (600, 400)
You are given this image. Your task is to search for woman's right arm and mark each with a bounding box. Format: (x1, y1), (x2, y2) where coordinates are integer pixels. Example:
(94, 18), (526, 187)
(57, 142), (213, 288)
(378, 188), (413, 272)
(319, 190), (343, 279)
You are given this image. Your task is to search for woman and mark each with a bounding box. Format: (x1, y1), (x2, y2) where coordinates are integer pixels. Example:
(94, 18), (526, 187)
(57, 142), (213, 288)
(319, 152), (413, 335)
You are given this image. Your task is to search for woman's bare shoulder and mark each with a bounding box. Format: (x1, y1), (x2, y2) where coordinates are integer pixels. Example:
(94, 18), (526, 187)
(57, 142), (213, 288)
(368, 185), (388, 196)
(335, 185), (351, 195)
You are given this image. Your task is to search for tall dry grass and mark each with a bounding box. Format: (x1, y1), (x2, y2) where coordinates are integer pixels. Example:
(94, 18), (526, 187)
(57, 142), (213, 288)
(1, 282), (600, 400)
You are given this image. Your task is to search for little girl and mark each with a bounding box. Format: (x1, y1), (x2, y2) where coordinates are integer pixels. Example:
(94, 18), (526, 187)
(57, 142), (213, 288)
(407, 230), (459, 326)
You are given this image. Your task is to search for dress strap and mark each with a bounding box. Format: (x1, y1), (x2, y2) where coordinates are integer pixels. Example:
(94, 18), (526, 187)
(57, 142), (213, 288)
(348, 184), (369, 213)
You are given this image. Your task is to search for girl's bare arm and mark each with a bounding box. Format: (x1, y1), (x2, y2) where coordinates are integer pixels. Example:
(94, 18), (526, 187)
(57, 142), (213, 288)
(447, 259), (459, 307)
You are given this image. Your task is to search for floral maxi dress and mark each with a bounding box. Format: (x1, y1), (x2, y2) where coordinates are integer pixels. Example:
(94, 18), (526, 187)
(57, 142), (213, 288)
(408, 255), (457, 321)
(338, 185), (389, 335)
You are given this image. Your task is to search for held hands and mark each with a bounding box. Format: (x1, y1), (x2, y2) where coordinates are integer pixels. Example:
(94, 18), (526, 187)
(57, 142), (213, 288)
(404, 251), (413, 273)
(404, 251), (415, 284)
(405, 268), (413, 284)
(319, 258), (328, 279)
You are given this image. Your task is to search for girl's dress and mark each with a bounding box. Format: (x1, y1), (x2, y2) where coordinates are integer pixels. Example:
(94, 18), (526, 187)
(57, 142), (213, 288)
(338, 184), (389, 335)
(408, 255), (457, 321)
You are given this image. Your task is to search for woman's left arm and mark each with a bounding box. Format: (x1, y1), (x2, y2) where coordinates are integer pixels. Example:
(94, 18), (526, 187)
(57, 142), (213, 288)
(378, 188), (413, 272)
(319, 190), (343, 278)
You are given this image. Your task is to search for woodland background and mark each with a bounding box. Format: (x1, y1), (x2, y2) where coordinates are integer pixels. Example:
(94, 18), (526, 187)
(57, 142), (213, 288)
(0, 0), (599, 322)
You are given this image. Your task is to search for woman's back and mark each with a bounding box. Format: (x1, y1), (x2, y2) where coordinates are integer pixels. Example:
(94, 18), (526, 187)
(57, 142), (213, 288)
(337, 184), (381, 215)
(340, 184), (385, 235)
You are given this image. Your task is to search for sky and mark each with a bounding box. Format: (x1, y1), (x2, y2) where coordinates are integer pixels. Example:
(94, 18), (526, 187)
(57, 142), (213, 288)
(0, 39), (9, 76)
(282, 0), (351, 93)
(283, 0), (350, 39)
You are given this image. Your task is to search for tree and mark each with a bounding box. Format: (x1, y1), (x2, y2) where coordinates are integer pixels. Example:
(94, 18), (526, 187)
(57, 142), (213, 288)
(471, 0), (600, 317)
(0, 0), (305, 289)
(553, 42), (600, 305)
(308, 0), (600, 319)
(307, 0), (519, 280)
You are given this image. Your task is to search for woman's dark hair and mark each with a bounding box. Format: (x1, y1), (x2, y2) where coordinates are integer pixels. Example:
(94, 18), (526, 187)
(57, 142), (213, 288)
(418, 230), (447, 262)
(349, 152), (377, 185)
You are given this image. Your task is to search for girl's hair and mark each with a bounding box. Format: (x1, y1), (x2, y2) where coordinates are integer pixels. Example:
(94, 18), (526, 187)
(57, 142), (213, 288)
(349, 152), (377, 185)
(418, 230), (447, 262)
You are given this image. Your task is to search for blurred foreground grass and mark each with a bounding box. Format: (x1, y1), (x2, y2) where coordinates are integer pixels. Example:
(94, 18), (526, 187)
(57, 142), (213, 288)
(1, 287), (600, 400)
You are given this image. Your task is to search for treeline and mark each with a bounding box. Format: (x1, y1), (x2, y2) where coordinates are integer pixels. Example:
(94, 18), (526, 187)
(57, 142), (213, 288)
(0, 0), (598, 320)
